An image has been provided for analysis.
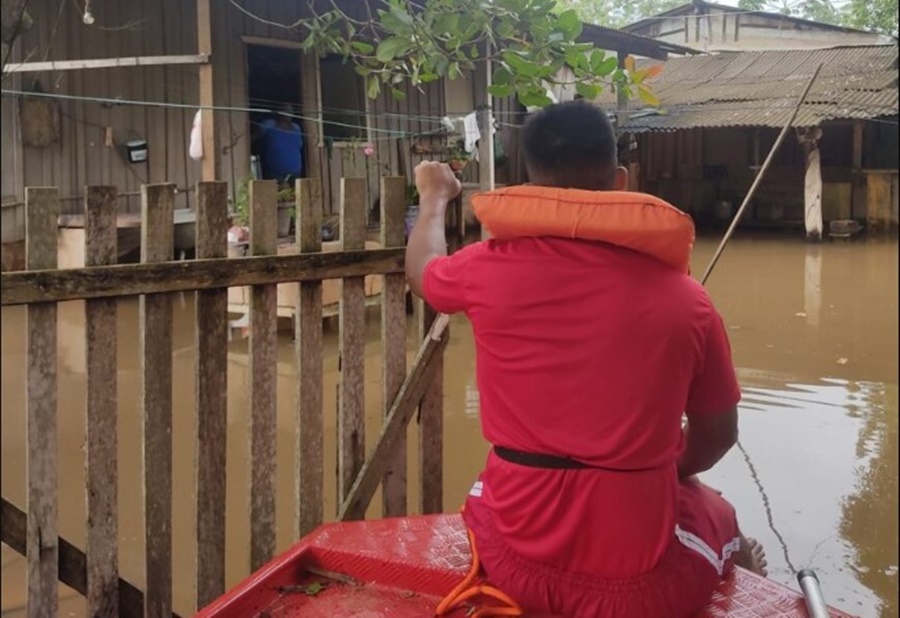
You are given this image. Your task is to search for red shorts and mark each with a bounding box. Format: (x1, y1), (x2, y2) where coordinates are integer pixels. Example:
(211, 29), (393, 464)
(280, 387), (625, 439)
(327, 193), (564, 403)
(462, 478), (741, 618)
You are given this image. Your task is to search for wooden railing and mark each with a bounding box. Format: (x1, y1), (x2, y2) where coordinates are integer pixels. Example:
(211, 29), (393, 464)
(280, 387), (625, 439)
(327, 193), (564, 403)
(0, 176), (447, 617)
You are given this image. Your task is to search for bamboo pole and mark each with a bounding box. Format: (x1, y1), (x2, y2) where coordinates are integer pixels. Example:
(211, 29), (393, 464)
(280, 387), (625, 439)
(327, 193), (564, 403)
(700, 64), (823, 286)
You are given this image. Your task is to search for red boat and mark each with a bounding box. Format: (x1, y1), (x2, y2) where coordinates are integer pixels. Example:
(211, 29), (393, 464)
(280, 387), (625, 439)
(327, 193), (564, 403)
(197, 513), (855, 617)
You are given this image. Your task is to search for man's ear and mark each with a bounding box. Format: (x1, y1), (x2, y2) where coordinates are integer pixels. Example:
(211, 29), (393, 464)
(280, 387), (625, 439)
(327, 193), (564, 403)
(614, 166), (629, 191)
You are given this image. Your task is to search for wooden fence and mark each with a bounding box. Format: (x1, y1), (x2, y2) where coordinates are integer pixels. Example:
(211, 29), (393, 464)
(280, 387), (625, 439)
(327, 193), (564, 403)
(0, 176), (448, 617)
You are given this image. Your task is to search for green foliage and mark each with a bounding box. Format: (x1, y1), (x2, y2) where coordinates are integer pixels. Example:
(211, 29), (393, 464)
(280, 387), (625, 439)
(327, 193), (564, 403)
(736, 0), (898, 35)
(561, 0), (897, 36)
(294, 0), (646, 108)
(555, 0), (684, 29)
(233, 177), (296, 227)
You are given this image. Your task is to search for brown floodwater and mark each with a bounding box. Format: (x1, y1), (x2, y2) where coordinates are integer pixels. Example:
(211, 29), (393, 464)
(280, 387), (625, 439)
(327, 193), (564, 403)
(1, 235), (898, 618)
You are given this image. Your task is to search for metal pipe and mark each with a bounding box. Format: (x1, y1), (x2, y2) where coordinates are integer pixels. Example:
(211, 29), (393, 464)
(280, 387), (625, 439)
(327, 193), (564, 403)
(699, 63), (823, 286)
(797, 569), (830, 618)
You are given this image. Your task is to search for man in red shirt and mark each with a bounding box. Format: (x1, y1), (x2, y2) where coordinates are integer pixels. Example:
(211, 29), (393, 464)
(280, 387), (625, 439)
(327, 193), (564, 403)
(407, 100), (766, 617)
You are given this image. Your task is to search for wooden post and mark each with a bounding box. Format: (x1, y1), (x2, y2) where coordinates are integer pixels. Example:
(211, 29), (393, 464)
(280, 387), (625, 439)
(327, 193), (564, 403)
(140, 184), (176, 618)
(197, 0), (216, 181)
(851, 121), (864, 220)
(337, 316), (450, 522)
(296, 178), (325, 537)
(616, 51), (629, 130)
(798, 127), (824, 242)
(249, 180), (278, 570)
(338, 178), (368, 512)
(476, 55), (495, 241)
(417, 300), (444, 514)
(194, 181), (229, 608)
(1, 498), (176, 618)
(380, 177), (408, 517)
(25, 187), (60, 617)
(84, 186), (119, 616)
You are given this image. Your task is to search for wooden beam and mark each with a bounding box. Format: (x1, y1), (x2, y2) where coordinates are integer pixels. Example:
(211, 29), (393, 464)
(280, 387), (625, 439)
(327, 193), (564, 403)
(2, 54), (209, 73)
(295, 178), (325, 538)
(337, 316), (450, 522)
(26, 187), (60, 617)
(248, 180), (278, 571)
(194, 182), (229, 608)
(380, 177), (409, 517)
(83, 186), (119, 616)
(1, 497), (183, 618)
(140, 184), (176, 618)
(616, 51), (629, 129)
(1, 248), (405, 305)
(197, 0), (216, 181)
(338, 178), (368, 513)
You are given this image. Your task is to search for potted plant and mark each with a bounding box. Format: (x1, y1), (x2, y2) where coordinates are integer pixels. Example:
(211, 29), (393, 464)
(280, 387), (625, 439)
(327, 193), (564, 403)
(233, 177), (296, 238)
(446, 140), (471, 172)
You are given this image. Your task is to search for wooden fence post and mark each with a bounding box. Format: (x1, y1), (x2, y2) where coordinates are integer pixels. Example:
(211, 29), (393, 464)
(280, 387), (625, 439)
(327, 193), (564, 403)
(140, 183), (175, 618)
(338, 178), (368, 513)
(84, 186), (119, 616)
(25, 186), (60, 617)
(249, 180), (278, 571)
(296, 178), (324, 538)
(418, 300), (444, 514)
(380, 177), (408, 517)
(194, 181), (229, 608)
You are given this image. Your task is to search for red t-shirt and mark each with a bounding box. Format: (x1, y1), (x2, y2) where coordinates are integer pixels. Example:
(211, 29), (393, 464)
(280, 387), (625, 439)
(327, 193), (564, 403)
(423, 237), (741, 578)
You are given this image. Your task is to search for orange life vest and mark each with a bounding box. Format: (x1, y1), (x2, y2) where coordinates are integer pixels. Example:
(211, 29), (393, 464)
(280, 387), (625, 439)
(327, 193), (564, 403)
(471, 185), (695, 274)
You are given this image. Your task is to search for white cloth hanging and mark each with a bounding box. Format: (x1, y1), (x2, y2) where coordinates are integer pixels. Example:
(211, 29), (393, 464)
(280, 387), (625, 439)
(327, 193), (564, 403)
(189, 109), (203, 161)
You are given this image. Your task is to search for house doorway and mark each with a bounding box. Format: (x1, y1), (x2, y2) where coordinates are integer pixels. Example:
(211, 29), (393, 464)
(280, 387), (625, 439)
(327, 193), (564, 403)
(246, 43), (305, 183)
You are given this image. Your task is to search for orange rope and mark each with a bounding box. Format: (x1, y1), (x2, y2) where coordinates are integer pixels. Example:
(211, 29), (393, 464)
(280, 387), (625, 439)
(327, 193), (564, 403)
(435, 524), (523, 618)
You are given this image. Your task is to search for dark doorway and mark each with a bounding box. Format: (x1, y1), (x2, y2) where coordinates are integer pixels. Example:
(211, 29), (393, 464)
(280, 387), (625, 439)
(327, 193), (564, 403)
(246, 44), (304, 181)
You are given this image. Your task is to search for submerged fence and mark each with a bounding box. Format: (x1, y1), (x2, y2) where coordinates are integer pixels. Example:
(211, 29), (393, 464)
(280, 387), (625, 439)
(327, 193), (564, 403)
(0, 176), (448, 617)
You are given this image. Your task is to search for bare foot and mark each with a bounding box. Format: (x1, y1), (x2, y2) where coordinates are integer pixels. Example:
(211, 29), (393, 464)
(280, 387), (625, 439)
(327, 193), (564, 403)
(736, 536), (769, 577)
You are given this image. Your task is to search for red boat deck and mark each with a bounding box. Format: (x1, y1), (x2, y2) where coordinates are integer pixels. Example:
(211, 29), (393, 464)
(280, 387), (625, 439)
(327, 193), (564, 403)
(197, 514), (855, 617)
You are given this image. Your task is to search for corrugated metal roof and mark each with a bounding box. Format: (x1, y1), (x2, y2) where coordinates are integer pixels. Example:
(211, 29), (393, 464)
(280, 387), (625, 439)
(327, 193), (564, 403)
(596, 45), (899, 132)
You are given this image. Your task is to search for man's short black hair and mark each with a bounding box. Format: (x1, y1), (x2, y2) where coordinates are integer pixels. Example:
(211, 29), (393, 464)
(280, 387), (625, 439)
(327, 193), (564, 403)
(522, 100), (619, 191)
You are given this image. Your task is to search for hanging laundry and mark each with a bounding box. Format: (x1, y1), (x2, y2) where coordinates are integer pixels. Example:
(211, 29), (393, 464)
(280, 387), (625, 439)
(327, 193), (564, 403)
(189, 109), (203, 161)
(441, 111), (481, 154)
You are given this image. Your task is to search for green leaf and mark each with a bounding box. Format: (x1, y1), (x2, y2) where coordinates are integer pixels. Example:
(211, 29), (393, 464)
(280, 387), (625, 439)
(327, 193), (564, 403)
(470, 45), (480, 59)
(304, 582), (326, 596)
(493, 66), (513, 85)
(390, 87), (408, 100)
(351, 41), (375, 55)
(376, 37), (410, 63)
(501, 50), (541, 77)
(556, 9), (583, 38)
(575, 82), (601, 100)
(594, 57), (619, 76)
(637, 84), (661, 107)
(488, 83), (515, 97)
(367, 75), (382, 99)
(518, 89), (553, 108)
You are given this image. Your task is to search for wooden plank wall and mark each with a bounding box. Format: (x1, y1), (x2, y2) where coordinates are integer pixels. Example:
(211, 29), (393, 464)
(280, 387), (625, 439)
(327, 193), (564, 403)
(4, 0), (511, 243)
(6, 0), (199, 218)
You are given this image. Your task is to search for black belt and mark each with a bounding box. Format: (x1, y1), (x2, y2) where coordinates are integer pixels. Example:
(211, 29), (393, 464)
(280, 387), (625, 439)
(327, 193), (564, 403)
(493, 446), (592, 470)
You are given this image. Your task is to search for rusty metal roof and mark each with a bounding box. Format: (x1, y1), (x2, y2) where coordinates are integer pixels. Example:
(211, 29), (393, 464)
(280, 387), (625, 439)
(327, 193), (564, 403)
(597, 45), (899, 132)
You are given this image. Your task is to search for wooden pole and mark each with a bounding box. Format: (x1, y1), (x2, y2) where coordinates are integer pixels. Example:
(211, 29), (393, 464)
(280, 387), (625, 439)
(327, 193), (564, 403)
(478, 52), (495, 241)
(380, 177), (409, 517)
(248, 180), (278, 571)
(140, 184), (176, 618)
(197, 0), (216, 181)
(194, 181), (229, 608)
(337, 178), (368, 513)
(616, 51), (629, 129)
(84, 186), (119, 616)
(700, 64), (822, 286)
(25, 187), (60, 618)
